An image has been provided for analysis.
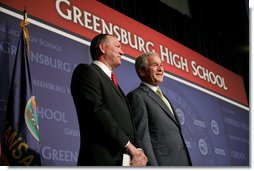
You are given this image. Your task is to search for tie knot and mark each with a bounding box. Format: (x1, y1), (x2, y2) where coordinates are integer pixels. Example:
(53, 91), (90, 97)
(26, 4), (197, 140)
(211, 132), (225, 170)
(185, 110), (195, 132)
(156, 88), (163, 96)
(111, 72), (118, 88)
(111, 71), (116, 79)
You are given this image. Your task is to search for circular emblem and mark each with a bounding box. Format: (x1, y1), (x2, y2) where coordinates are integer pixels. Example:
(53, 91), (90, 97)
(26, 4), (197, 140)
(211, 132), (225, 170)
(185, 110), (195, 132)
(25, 96), (40, 141)
(199, 138), (208, 156)
(175, 108), (185, 125)
(211, 119), (220, 135)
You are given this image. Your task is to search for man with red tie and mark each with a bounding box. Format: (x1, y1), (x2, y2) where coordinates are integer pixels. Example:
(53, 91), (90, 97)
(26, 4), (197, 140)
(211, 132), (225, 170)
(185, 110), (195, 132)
(70, 34), (147, 166)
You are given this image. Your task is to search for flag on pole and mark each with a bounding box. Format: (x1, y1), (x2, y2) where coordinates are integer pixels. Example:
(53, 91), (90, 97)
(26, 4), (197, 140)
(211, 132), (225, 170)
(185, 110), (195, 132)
(1, 10), (42, 166)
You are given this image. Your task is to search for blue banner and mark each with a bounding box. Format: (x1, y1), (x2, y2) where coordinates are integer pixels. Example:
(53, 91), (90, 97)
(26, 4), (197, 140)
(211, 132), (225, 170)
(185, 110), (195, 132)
(0, 11), (249, 166)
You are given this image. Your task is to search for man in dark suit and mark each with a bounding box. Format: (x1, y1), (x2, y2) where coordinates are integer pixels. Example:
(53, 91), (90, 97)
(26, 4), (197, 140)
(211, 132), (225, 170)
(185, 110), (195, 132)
(127, 52), (192, 166)
(71, 34), (147, 166)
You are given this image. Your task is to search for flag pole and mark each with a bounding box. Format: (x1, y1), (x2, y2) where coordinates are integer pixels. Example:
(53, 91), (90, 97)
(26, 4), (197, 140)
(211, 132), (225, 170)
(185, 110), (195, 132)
(23, 8), (27, 23)
(20, 7), (30, 53)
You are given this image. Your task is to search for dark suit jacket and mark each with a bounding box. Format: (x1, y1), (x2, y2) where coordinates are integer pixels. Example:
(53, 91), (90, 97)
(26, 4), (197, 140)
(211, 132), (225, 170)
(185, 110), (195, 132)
(71, 64), (140, 166)
(127, 83), (192, 166)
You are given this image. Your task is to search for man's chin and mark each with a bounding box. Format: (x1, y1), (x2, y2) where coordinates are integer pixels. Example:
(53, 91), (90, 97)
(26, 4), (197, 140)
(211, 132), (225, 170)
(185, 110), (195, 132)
(159, 78), (164, 83)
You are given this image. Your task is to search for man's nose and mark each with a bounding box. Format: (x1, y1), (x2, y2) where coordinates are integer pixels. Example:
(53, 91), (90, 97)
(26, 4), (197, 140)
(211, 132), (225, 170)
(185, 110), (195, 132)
(119, 49), (124, 55)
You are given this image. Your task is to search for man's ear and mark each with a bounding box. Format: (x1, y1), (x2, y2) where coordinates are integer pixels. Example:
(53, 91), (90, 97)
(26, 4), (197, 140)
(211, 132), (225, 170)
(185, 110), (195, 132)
(99, 44), (106, 54)
(138, 68), (145, 77)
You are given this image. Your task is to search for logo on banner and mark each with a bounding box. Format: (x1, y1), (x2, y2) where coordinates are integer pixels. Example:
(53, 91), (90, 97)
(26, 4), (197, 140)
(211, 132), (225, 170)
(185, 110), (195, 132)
(175, 108), (185, 125)
(199, 138), (208, 156)
(211, 119), (220, 135)
(25, 96), (40, 141)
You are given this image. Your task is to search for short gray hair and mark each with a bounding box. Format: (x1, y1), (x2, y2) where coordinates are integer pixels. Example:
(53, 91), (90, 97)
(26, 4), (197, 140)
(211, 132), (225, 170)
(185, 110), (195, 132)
(135, 52), (159, 69)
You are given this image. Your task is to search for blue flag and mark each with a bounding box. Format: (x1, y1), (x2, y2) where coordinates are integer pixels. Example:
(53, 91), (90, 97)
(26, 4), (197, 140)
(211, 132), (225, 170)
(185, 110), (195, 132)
(1, 19), (42, 166)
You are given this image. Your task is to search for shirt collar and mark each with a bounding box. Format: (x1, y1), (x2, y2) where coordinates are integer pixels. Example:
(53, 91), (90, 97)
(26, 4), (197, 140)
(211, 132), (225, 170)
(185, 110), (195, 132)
(142, 82), (159, 93)
(93, 60), (112, 78)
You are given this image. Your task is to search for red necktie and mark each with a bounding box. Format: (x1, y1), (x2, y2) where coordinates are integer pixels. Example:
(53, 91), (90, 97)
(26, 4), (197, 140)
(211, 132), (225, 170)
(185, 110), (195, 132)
(111, 72), (119, 88)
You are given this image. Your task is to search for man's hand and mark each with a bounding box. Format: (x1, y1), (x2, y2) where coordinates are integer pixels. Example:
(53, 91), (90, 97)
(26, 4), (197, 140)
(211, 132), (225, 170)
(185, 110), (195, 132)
(125, 142), (148, 166)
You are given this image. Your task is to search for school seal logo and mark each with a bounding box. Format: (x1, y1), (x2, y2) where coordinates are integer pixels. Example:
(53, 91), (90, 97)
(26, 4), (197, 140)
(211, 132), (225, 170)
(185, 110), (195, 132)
(25, 96), (40, 141)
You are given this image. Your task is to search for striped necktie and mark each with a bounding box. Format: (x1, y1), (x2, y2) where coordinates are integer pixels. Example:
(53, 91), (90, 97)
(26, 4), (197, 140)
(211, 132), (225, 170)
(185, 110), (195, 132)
(156, 88), (174, 115)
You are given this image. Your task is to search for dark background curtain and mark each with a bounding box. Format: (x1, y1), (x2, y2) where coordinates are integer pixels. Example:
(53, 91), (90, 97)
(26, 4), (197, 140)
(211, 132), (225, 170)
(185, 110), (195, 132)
(97, 0), (249, 103)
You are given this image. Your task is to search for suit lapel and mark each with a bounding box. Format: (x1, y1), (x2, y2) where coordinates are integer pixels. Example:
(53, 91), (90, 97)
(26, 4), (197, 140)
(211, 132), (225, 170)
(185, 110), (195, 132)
(163, 94), (181, 128)
(140, 84), (180, 127)
(92, 64), (126, 99)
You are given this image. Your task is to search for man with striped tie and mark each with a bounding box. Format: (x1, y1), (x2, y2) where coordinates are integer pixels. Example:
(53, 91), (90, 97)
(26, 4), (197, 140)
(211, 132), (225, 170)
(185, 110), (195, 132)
(127, 52), (192, 166)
